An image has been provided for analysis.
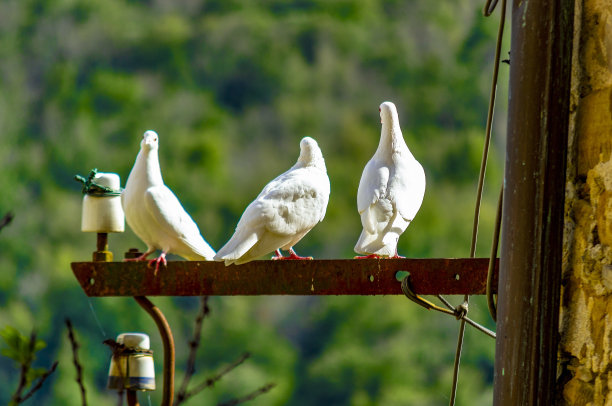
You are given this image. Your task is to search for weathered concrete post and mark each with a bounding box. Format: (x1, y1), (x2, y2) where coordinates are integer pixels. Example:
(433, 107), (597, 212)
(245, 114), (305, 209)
(558, 1), (612, 404)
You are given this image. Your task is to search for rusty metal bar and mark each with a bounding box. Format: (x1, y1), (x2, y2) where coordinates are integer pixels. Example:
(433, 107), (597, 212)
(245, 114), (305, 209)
(134, 296), (175, 406)
(71, 258), (497, 297)
(493, 0), (573, 405)
(126, 390), (139, 406)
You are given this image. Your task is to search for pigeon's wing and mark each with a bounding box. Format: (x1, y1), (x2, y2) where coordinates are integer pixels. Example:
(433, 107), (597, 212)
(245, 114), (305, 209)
(357, 160), (390, 234)
(260, 168), (329, 236)
(144, 186), (210, 255)
(392, 159), (426, 222)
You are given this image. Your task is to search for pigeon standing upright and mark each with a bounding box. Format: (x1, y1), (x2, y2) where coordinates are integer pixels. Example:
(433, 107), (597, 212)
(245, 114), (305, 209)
(354, 101), (426, 258)
(214, 137), (330, 265)
(122, 130), (216, 270)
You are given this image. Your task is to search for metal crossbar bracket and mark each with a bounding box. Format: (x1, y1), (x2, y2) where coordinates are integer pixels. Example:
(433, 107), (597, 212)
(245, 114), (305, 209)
(71, 258), (498, 297)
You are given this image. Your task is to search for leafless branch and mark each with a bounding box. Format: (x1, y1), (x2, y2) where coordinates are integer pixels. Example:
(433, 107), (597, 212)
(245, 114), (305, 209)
(66, 319), (87, 406)
(180, 352), (251, 402)
(176, 296), (210, 405)
(0, 212), (13, 233)
(19, 361), (59, 403)
(10, 330), (58, 405)
(10, 331), (36, 404)
(216, 383), (276, 406)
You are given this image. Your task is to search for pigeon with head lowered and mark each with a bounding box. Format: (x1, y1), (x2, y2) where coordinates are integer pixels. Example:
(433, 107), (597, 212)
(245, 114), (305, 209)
(354, 101), (426, 258)
(122, 130), (216, 270)
(214, 137), (330, 265)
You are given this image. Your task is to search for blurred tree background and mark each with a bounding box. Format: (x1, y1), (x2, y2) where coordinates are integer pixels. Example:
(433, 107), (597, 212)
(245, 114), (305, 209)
(0, 0), (508, 404)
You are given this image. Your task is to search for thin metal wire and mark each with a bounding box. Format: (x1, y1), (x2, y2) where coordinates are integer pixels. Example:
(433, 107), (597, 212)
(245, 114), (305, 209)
(486, 186), (503, 322)
(483, 0), (500, 17)
(448, 1), (507, 405)
(401, 277), (496, 339)
(437, 295), (455, 312)
(463, 314), (496, 339)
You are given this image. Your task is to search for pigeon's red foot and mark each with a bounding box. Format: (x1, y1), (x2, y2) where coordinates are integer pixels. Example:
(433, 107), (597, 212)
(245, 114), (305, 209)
(271, 249), (284, 260)
(390, 254), (406, 259)
(285, 248), (313, 260)
(271, 249), (313, 260)
(123, 253), (151, 262)
(353, 254), (381, 259)
(285, 252), (313, 260)
(148, 253), (167, 273)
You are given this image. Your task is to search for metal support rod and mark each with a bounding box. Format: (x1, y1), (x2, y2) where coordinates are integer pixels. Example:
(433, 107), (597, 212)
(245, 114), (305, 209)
(93, 232), (113, 262)
(493, 0), (574, 405)
(126, 390), (140, 406)
(134, 296), (175, 406)
(96, 233), (108, 252)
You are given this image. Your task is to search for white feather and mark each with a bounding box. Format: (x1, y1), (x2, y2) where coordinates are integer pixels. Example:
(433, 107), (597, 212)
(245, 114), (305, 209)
(122, 130), (216, 260)
(354, 102), (426, 257)
(215, 137), (330, 265)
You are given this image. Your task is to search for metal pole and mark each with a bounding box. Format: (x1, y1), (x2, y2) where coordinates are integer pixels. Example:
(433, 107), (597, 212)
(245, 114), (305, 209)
(493, 0), (574, 405)
(134, 296), (175, 406)
(126, 390), (140, 406)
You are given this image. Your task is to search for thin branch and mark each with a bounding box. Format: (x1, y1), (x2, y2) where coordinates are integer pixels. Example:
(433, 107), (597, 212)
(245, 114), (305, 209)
(66, 319), (87, 406)
(181, 353), (251, 402)
(0, 212), (14, 233)
(19, 361), (59, 403)
(176, 296), (210, 405)
(10, 331), (36, 405)
(216, 383), (276, 406)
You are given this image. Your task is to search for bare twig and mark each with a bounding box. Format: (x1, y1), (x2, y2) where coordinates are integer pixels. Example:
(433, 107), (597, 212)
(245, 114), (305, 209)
(66, 319), (87, 406)
(0, 212), (13, 233)
(176, 296), (210, 405)
(10, 330), (58, 405)
(216, 383), (276, 406)
(10, 331), (37, 404)
(180, 353), (251, 402)
(19, 361), (59, 403)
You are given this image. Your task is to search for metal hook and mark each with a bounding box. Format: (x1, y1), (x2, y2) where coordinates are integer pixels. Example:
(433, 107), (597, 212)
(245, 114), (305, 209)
(401, 275), (456, 316)
(483, 0), (499, 16)
(401, 275), (496, 339)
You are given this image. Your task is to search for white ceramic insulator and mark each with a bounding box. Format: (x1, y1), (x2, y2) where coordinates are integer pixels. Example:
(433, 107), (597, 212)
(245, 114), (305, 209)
(81, 172), (124, 233)
(107, 333), (155, 391)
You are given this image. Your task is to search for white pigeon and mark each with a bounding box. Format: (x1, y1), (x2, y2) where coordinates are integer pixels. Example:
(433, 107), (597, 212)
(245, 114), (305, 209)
(122, 130), (216, 269)
(354, 101), (426, 258)
(214, 137), (330, 265)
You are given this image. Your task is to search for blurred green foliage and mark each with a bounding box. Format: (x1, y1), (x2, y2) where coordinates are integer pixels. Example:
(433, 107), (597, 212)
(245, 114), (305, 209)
(0, 0), (508, 404)
(0, 326), (52, 405)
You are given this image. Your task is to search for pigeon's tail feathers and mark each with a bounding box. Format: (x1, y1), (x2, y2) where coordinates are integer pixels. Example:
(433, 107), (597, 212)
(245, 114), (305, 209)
(233, 232), (290, 265)
(354, 230), (395, 257)
(354, 215), (410, 257)
(214, 230), (260, 265)
(216, 230), (290, 265)
(183, 237), (216, 261)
